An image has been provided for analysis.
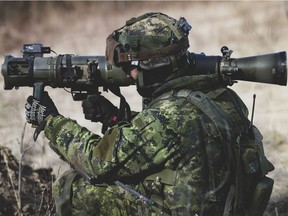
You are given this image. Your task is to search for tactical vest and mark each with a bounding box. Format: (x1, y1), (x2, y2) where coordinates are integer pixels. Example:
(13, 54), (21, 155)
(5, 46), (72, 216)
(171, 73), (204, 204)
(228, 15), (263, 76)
(148, 88), (274, 215)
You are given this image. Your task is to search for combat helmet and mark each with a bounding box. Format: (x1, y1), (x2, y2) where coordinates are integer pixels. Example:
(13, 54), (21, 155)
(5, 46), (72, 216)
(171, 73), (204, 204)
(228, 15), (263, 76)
(106, 12), (192, 90)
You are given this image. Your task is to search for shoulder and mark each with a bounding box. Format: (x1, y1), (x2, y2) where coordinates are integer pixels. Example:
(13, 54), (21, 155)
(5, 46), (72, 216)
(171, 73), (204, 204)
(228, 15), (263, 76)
(150, 89), (202, 115)
(129, 92), (202, 136)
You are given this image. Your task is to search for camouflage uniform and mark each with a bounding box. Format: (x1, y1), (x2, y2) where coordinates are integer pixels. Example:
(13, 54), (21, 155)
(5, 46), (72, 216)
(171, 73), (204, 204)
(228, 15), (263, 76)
(45, 73), (250, 215)
(45, 13), (273, 216)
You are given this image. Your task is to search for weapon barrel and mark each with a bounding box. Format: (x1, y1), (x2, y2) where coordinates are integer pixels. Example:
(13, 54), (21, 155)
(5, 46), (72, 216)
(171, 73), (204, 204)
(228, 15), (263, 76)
(189, 51), (287, 86)
(229, 52), (287, 86)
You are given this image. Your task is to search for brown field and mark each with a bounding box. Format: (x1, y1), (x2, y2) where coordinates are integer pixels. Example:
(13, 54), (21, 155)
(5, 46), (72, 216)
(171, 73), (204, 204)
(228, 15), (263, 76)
(0, 1), (288, 215)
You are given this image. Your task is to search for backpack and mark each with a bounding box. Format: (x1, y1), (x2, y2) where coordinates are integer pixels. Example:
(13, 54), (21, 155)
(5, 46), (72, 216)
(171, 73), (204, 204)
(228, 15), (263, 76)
(175, 88), (274, 216)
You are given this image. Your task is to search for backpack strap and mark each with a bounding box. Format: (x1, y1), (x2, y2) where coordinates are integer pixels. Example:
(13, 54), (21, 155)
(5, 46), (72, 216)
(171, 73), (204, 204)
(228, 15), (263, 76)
(207, 88), (250, 132)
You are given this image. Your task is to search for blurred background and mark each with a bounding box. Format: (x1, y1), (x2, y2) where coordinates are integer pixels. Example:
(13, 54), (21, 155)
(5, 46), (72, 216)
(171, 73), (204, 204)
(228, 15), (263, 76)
(0, 1), (288, 210)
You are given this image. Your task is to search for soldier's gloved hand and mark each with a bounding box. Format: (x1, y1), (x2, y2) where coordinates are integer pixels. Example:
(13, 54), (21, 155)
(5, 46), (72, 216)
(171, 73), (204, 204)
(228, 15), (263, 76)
(25, 92), (59, 141)
(82, 94), (118, 128)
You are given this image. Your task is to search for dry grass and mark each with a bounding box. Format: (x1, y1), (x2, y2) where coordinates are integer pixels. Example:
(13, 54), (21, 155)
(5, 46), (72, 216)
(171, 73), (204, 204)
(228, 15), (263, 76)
(1, 1), (288, 209)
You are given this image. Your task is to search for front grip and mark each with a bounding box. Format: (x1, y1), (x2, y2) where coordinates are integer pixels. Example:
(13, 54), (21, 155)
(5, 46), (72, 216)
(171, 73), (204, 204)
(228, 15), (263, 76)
(32, 82), (45, 129)
(33, 82), (45, 100)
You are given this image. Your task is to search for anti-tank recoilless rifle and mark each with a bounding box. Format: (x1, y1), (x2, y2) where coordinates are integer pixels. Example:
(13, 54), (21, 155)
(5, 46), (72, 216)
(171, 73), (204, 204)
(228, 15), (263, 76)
(2, 43), (287, 102)
(2, 43), (287, 130)
(1, 43), (287, 209)
(1, 42), (287, 134)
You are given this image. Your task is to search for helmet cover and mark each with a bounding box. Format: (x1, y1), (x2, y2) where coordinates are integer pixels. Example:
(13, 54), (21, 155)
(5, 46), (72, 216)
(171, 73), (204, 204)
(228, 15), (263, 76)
(106, 12), (191, 68)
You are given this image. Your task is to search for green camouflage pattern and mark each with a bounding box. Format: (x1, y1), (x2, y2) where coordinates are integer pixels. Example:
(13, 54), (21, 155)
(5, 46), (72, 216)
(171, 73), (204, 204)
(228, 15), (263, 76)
(119, 13), (177, 37)
(116, 12), (189, 53)
(53, 170), (147, 216)
(45, 74), (250, 215)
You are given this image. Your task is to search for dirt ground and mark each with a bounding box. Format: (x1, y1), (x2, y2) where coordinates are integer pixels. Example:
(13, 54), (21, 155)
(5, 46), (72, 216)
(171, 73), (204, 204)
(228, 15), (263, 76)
(1, 1), (288, 215)
(0, 146), (55, 216)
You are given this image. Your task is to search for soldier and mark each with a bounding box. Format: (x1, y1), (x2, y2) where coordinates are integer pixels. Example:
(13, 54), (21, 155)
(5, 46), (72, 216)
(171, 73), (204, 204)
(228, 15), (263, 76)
(25, 12), (274, 215)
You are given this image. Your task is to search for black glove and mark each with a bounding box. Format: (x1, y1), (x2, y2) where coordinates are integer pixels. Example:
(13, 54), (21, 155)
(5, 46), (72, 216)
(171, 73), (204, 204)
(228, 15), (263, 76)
(82, 94), (118, 128)
(25, 91), (59, 126)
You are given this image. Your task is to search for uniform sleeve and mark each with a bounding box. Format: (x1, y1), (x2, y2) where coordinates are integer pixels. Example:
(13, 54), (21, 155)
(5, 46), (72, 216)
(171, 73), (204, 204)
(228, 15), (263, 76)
(44, 115), (120, 179)
(44, 101), (198, 181)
